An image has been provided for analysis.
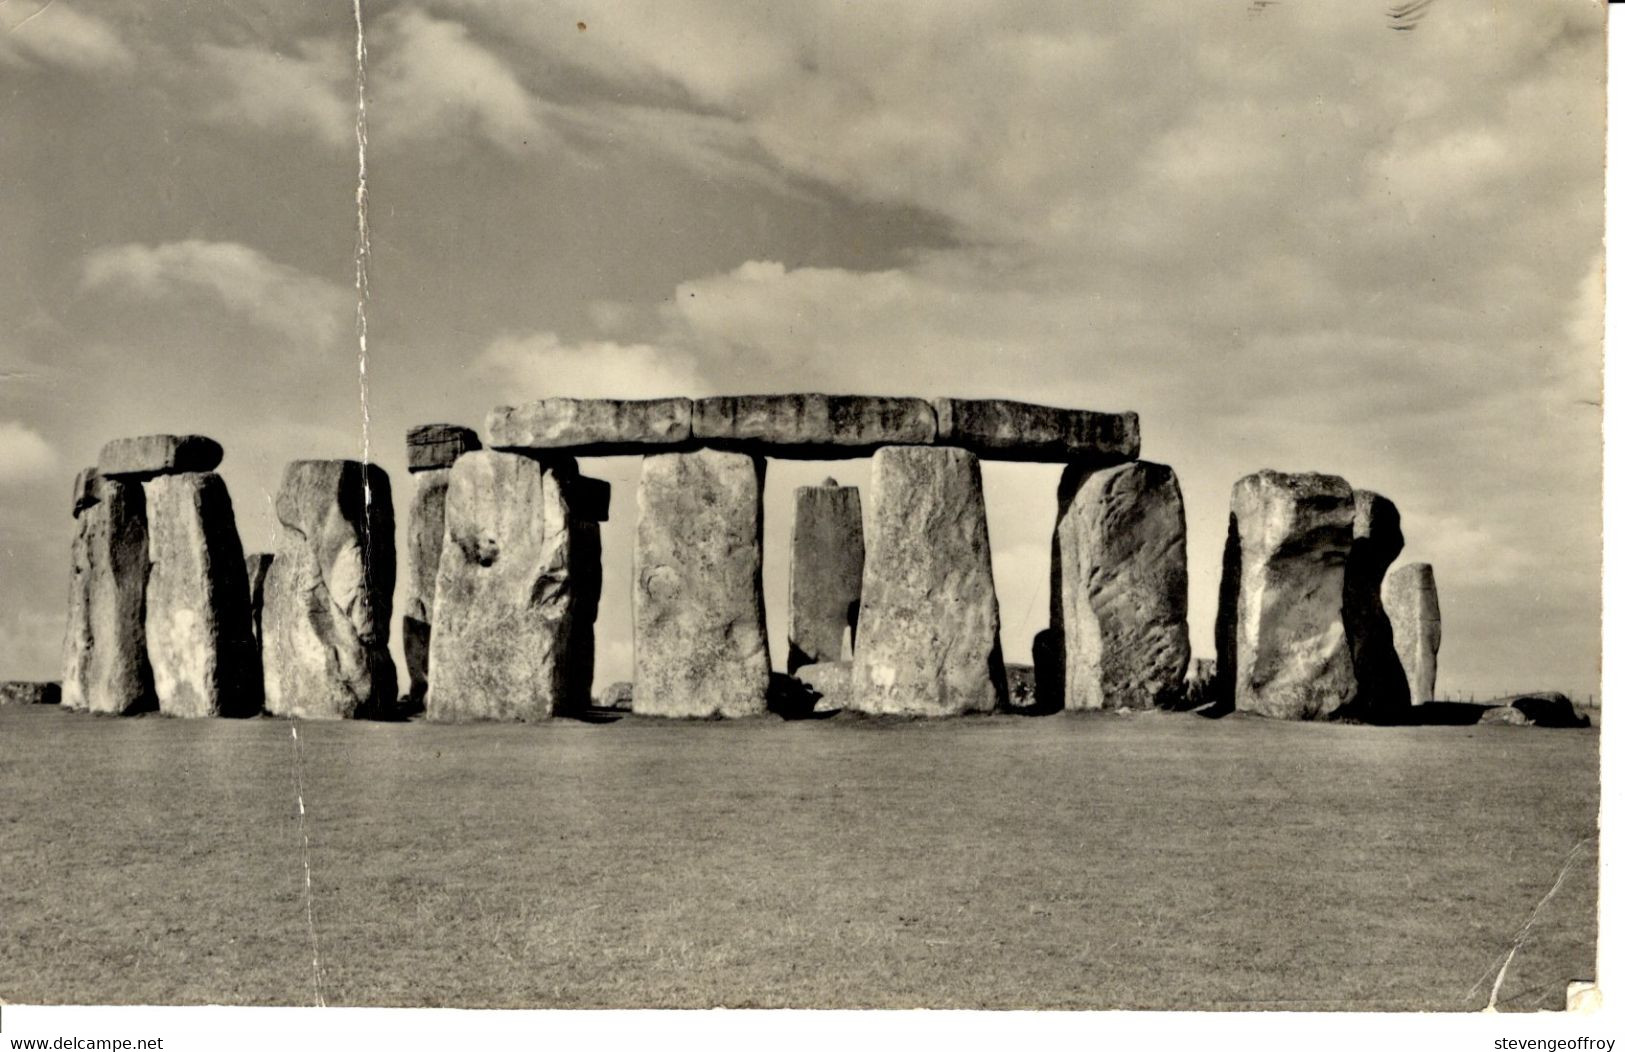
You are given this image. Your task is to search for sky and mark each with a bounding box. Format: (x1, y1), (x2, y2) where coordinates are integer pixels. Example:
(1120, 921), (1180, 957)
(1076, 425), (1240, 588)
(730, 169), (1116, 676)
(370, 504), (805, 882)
(0, 0), (1605, 700)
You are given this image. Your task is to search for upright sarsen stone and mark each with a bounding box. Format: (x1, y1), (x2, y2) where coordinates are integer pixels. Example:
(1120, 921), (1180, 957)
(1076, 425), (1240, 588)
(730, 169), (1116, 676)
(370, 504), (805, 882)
(634, 449), (769, 718)
(143, 472), (260, 718)
(262, 461), (395, 720)
(402, 467), (452, 711)
(1384, 562), (1441, 705)
(427, 451), (577, 721)
(61, 474), (155, 715)
(1344, 490), (1409, 718)
(1051, 461), (1190, 710)
(245, 552), (273, 645)
(1223, 470), (1356, 720)
(788, 479), (864, 672)
(852, 447), (1006, 715)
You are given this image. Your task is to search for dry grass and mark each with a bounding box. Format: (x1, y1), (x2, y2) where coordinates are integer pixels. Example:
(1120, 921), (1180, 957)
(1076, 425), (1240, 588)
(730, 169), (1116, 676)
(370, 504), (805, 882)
(0, 705), (1597, 1010)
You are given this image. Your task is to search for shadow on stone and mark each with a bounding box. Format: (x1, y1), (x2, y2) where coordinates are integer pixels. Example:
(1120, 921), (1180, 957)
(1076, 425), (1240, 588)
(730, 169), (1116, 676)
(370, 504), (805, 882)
(768, 672), (838, 720)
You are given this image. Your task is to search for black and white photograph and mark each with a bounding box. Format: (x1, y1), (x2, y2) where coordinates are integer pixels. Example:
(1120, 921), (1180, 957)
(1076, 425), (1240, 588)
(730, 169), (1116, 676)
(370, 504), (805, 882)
(0, 0), (1610, 1044)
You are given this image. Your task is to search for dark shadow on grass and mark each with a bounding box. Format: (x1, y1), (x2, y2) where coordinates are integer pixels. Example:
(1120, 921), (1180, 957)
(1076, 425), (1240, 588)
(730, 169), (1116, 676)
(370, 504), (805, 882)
(766, 673), (838, 720)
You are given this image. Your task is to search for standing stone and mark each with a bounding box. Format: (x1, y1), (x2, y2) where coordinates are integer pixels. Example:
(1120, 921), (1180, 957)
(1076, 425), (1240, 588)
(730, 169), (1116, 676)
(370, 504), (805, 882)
(788, 478), (864, 672)
(634, 449), (769, 718)
(1343, 490), (1410, 718)
(406, 423), (480, 472)
(245, 552), (273, 645)
(61, 474), (155, 715)
(1221, 470), (1357, 720)
(562, 473), (608, 711)
(402, 468), (452, 712)
(143, 472), (261, 718)
(1051, 461), (1190, 710)
(852, 446), (1006, 716)
(1031, 627), (1064, 713)
(428, 451), (578, 721)
(262, 461), (395, 720)
(1384, 562), (1441, 705)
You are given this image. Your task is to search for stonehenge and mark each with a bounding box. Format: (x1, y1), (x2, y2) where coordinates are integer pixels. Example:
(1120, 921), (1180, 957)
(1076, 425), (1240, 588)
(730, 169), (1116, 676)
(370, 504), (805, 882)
(633, 448), (770, 718)
(852, 447), (1006, 716)
(1384, 562), (1441, 705)
(54, 400), (1470, 729)
(788, 478), (864, 672)
(427, 451), (579, 722)
(262, 460), (396, 720)
(1050, 460), (1190, 711)
(0, 681), (60, 705)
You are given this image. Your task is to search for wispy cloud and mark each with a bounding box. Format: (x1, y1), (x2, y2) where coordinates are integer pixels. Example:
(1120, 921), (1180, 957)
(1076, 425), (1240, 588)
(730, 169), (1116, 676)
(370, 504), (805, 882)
(0, 2), (135, 75)
(0, 421), (57, 485)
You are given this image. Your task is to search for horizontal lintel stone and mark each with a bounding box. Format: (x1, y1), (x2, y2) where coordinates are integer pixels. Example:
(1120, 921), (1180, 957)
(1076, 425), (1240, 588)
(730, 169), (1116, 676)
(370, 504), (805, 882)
(407, 424), (481, 472)
(98, 435), (224, 479)
(932, 398), (1139, 463)
(487, 397), (692, 454)
(692, 394), (936, 457)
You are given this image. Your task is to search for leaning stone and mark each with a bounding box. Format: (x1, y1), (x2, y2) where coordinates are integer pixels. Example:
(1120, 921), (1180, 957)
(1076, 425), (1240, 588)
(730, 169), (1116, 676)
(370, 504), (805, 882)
(406, 423), (481, 472)
(402, 467), (451, 712)
(488, 397), (692, 453)
(98, 434), (223, 479)
(61, 475), (154, 715)
(1343, 490), (1409, 718)
(788, 478), (864, 671)
(794, 661), (853, 713)
(1223, 470), (1357, 720)
(427, 451), (578, 721)
(634, 449), (770, 718)
(262, 461), (396, 720)
(1051, 461), (1190, 710)
(693, 394), (936, 456)
(1383, 562), (1441, 705)
(71, 467), (100, 518)
(0, 682), (60, 705)
(245, 552), (273, 644)
(143, 472), (261, 717)
(931, 398), (1139, 463)
(852, 446), (1006, 715)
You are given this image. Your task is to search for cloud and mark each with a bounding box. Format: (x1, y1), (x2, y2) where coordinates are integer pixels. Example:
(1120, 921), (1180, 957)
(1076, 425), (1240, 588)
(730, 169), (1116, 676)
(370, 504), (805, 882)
(80, 240), (351, 350)
(476, 332), (706, 399)
(198, 39), (352, 147)
(0, 2), (135, 75)
(0, 421), (57, 484)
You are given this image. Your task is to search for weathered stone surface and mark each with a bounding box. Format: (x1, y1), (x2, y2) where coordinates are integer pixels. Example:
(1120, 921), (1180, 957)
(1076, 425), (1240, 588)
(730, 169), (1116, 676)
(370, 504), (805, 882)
(596, 680), (634, 712)
(406, 423), (481, 472)
(98, 434), (223, 479)
(262, 461), (396, 720)
(1500, 692), (1589, 728)
(402, 467), (451, 712)
(931, 398), (1139, 463)
(634, 449), (769, 718)
(1181, 658), (1218, 710)
(852, 447), (1006, 715)
(1222, 470), (1357, 720)
(788, 479), (864, 672)
(1478, 705), (1531, 727)
(488, 397), (692, 453)
(61, 476), (154, 715)
(245, 552), (273, 644)
(694, 394), (936, 456)
(0, 681), (60, 705)
(143, 472), (260, 717)
(428, 451), (578, 721)
(794, 661), (853, 713)
(1343, 491), (1409, 718)
(72, 467), (100, 518)
(1051, 461), (1190, 710)
(1383, 562), (1441, 705)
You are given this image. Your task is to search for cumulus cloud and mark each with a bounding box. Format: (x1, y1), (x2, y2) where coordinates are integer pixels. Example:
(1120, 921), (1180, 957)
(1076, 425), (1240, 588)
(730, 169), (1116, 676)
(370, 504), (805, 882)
(198, 39), (352, 147)
(477, 332), (706, 400)
(0, 2), (135, 75)
(0, 421), (56, 484)
(80, 240), (351, 350)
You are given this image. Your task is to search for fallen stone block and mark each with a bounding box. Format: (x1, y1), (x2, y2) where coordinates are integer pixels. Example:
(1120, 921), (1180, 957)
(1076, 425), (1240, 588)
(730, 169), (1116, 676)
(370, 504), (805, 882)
(1478, 705), (1531, 727)
(1051, 460), (1190, 710)
(793, 661), (854, 714)
(1384, 562), (1441, 705)
(263, 460), (396, 720)
(1222, 470), (1357, 720)
(61, 474), (155, 715)
(634, 448), (770, 718)
(693, 394), (935, 456)
(144, 472), (261, 717)
(428, 451), (579, 721)
(852, 446), (1006, 715)
(931, 398), (1139, 463)
(407, 423), (481, 472)
(788, 478), (864, 671)
(0, 681), (60, 705)
(488, 397), (692, 454)
(596, 680), (634, 712)
(98, 434), (224, 479)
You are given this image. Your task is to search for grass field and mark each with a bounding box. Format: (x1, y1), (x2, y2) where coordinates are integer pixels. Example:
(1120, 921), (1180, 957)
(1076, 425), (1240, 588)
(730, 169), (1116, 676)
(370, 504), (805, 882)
(0, 705), (1598, 1011)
